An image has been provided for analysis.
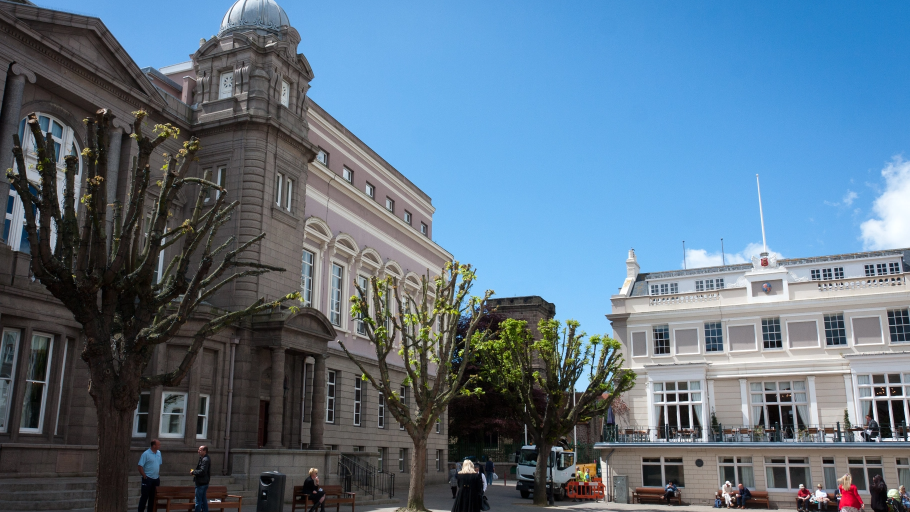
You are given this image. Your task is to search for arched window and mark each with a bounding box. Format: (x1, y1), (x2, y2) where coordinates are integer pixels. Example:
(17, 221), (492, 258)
(3, 113), (82, 253)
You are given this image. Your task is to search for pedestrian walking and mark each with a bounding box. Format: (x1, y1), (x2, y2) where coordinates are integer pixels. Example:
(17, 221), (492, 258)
(137, 439), (162, 512)
(449, 463), (458, 498)
(870, 475), (888, 512)
(452, 460), (484, 512)
(190, 445), (211, 512)
(838, 474), (863, 512)
(485, 458), (495, 487)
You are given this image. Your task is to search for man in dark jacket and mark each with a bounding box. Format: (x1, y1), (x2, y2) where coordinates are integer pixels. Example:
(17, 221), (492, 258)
(485, 458), (495, 488)
(191, 445), (211, 512)
(735, 483), (753, 509)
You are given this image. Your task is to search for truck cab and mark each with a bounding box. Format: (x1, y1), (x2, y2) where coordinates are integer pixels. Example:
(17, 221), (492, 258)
(514, 445), (576, 500)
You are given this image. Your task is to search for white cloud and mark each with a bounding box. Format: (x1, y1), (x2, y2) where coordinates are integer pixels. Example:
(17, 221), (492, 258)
(683, 243), (783, 269)
(843, 191), (858, 206)
(860, 157), (910, 250)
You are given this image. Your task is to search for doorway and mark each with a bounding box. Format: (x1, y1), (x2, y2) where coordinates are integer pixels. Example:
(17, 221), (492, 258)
(258, 400), (269, 448)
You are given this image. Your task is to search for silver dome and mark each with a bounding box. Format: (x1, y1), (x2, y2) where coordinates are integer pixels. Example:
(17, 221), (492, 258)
(219, 0), (291, 37)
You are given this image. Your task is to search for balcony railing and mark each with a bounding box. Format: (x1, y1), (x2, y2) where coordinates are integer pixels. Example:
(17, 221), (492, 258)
(816, 275), (905, 292)
(601, 422), (910, 444)
(649, 291), (721, 307)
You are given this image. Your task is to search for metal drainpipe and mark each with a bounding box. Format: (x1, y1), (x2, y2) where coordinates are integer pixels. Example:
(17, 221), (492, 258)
(222, 337), (239, 475)
(604, 449), (615, 502)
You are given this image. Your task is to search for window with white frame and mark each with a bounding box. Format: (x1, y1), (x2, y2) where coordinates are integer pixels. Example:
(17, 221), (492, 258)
(316, 148), (328, 166)
(420, 222), (428, 236)
(823, 457), (838, 490)
(399, 386), (408, 430)
(160, 392), (188, 438)
(696, 278), (725, 292)
(855, 373), (909, 433)
(356, 275), (369, 336)
(705, 322), (723, 352)
(280, 80), (289, 107)
(399, 448), (408, 473)
(275, 173), (284, 207)
(353, 379), (362, 426)
(897, 457), (910, 490)
(848, 457), (883, 491)
(204, 167), (226, 203)
(330, 263), (344, 326)
(301, 250), (315, 307)
(365, 182), (375, 198)
(653, 381), (703, 436)
(436, 449), (442, 471)
(888, 309), (910, 343)
(436, 416), (441, 434)
(811, 267), (844, 281)
(20, 333), (53, 432)
(285, 178), (293, 211)
(194, 394), (209, 439)
(653, 325), (670, 355)
(378, 391), (385, 429)
(326, 370), (336, 423)
(0, 329), (20, 433)
(762, 318), (782, 349)
(641, 457), (684, 487)
(765, 457), (811, 490)
(133, 392), (150, 437)
(219, 71), (234, 99)
(824, 314), (847, 346)
(865, 262), (901, 276)
(749, 380), (808, 429)
(404, 210), (412, 225)
(342, 167), (353, 183)
(6, 114), (83, 252)
(378, 447), (386, 472)
(385, 197), (394, 212)
(718, 457), (755, 488)
(650, 283), (679, 296)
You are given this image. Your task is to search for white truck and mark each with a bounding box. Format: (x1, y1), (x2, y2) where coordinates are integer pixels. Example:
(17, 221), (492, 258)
(514, 445), (576, 500)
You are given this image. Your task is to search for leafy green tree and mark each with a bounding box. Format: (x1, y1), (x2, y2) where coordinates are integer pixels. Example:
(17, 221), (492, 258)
(7, 110), (296, 512)
(478, 318), (635, 506)
(337, 263), (492, 512)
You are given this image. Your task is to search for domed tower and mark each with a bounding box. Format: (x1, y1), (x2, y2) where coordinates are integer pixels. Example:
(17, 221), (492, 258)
(189, 0), (319, 312)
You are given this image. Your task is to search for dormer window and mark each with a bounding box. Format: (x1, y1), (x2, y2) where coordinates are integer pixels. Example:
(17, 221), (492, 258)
(280, 80), (290, 107)
(695, 278), (725, 292)
(649, 283), (679, 296)
(218, 71), (234, 99)
(865, 262), (901, 276)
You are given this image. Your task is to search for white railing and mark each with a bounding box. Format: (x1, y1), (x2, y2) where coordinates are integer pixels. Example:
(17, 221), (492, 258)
(649, 291), (721, 307)
(817, 275), (905, 292)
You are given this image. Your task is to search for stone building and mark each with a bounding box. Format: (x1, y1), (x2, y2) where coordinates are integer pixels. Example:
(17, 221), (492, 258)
(597, 248), (910, 506)
(0, 0), (451, 505)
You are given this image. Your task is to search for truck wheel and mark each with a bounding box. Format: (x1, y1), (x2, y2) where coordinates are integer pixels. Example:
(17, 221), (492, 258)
(554, 485), (565, 501)
(520, 490), (530, 499)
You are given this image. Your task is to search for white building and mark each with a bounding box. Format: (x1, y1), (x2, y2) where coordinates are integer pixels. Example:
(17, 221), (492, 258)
(598, 247), (910, 506)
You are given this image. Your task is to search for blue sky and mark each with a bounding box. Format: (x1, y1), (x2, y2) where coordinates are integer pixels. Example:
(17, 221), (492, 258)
(37, 0), (910, 348)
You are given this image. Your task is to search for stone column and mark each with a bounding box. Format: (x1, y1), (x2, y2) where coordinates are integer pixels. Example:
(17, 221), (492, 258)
(309, 354), (326, 449)
(104, 124), (125, 243)
(266, 347), (286, 448)
(0, 64), (36, 213)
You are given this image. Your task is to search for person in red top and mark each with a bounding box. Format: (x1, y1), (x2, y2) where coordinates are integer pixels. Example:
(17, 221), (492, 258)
(798, 484), (813, 511)
(838, 474), (864, 512)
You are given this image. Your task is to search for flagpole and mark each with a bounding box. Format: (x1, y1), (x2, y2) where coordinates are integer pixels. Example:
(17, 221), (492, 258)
(756, 175), (767, 253)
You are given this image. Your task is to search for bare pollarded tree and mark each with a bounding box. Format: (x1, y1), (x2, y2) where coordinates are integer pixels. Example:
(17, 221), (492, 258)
(6, 109), (297, 512)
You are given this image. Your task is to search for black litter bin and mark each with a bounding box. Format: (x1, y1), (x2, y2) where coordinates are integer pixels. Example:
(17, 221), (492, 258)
(257, 471), (287, 512)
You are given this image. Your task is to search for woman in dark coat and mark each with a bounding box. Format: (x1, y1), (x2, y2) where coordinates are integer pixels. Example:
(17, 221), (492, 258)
(870, 474), (888, 512)
(452, 460), (484, 512)
(301, 467), (326, 512)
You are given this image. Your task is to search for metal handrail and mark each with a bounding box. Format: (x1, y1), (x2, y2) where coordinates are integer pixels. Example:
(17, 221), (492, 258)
(338, 454), (395, 499)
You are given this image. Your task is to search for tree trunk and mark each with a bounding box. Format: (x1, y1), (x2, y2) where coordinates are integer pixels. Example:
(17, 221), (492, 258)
(532, 441), (553, 506)
(91, 371), (138, 512)
(403, 434), (428, 512)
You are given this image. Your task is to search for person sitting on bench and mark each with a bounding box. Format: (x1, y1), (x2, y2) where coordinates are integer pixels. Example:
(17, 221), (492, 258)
(813, 484), (831, 510)
(302, 468), (326, 512)
(665, 481), (679, 505)
(735, 483), (752, 509)
(798, 484), (812, 511)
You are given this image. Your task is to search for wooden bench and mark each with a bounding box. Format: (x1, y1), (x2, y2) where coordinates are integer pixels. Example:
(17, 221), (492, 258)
(717, 490), (770, 509)
(154, 486), (242, 512)
(633, 487), (682, 505)
(796, 492), (836, 510)
(291, 484), (356, 512)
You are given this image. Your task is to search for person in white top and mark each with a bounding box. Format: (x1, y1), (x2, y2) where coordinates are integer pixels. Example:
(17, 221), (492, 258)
(721, 481), (735, 508)
(477, 463), (487, 492)
(813, 484), (831, 510)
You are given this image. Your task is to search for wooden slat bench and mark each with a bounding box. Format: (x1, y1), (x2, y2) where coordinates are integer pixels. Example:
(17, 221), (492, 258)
(292, 484), (356, 512)
(154, 486), (242, 512)
(633, 487), (682, 505)
(716, 490), (770, 509)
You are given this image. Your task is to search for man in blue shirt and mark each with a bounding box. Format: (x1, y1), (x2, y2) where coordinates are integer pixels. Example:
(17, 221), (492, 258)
(137, 439), (162, 512)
